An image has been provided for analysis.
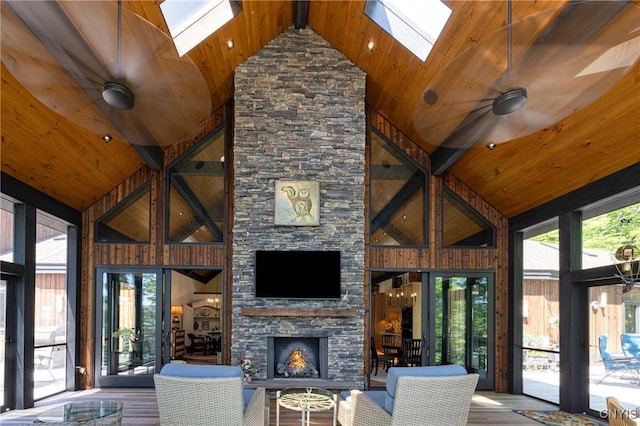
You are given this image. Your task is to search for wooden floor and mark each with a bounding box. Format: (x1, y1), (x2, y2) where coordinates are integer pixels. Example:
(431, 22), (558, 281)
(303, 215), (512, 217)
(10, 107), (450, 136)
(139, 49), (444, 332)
(0, 387), (563, 425)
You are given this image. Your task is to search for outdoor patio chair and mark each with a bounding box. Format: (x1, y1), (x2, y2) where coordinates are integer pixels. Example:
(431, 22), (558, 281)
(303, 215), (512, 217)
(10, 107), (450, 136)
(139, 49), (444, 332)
(620, 333), (640, 359)
(34, 346), (56, 382)
(154, 364), (267, 426)
(338, 364), (478, 426)
(598, 335), (640, 384)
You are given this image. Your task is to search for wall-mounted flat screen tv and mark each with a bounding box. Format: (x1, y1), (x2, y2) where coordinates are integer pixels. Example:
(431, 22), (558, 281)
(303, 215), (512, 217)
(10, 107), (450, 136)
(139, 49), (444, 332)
(255, 250), (341, 299)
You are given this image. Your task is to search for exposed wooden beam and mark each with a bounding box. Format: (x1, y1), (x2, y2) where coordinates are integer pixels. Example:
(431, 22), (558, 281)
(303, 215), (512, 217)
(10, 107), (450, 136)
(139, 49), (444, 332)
(294, 0), (308, 29)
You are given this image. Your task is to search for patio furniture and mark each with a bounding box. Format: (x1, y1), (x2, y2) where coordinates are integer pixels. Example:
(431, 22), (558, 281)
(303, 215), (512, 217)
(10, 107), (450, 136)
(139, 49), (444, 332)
(34, 346), (56, 382)
(621, 333), (640, 359)
(33, 400), (123, 425)
(598, 335), (640, 384)
(154, 364), (267, 426)
(276, 387), (337, 426)
(338, 364), (478, 426)
(606, 396), (638, 426)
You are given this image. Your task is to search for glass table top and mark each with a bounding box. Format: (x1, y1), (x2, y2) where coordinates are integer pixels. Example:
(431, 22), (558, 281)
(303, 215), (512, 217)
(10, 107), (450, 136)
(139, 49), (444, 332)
(37, 400), (123, 423)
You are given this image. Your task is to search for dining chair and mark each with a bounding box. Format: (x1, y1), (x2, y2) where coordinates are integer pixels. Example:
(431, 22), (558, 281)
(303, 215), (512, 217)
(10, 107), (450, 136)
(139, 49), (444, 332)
(381, 334), (401, 371)
(401, 338), (422, 367)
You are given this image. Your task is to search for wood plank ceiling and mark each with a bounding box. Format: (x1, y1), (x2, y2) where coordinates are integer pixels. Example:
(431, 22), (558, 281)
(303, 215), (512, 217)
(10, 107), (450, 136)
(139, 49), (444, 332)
(1, 0), (638, 217)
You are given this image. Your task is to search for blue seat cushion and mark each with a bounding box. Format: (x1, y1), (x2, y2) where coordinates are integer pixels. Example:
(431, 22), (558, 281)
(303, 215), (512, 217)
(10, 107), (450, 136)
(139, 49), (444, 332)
(243, 389), (256, 409)
(384, 364), (467, 413)
(361, 391), (389, 414)
(160, 363), (243, 378)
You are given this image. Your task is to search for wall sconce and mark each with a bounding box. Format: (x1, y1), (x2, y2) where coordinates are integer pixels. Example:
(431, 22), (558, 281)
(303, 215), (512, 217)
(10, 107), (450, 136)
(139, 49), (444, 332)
(591, 292), (608, 311)
(600, 292), (607, 308)
(170, 305), (184, 323)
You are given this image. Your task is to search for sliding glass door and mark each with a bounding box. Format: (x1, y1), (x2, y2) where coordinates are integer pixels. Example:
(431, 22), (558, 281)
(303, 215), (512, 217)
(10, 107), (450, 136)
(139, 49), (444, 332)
(370, 271), (494, 390)
(95, 268), (162, 387)
(431, 272), (494, 389)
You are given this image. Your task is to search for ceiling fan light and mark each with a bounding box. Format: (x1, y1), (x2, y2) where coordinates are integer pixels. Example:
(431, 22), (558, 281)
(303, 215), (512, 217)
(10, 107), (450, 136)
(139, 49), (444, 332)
(102, 82), (134, 110)
(492, 88), (527, 115)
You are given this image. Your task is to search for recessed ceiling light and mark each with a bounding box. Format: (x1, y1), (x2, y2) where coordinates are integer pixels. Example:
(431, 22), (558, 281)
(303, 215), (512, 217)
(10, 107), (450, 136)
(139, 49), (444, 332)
(367, 40), (375, 51)
(487, 143), (497, 150)
(102, 134), (113, 143)
(227, 39), (234, 50)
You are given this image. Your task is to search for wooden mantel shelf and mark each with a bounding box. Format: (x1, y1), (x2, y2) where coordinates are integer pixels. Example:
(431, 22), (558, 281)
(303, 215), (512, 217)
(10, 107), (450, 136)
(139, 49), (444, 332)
(241, 307), (357, 317)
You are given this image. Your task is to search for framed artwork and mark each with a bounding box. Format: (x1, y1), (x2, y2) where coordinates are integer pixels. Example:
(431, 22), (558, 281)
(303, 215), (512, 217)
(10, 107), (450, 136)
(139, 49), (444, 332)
(202, 321), (210, 330)
(274, 180), (319, 226)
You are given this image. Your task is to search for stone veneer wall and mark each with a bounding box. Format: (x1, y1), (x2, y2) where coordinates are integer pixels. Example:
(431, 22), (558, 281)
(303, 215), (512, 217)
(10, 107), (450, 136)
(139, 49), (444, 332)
(233, 27), (366, 384)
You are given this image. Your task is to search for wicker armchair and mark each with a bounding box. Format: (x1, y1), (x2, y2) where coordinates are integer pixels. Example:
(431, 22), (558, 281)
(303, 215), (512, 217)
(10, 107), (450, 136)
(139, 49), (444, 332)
(338, 365), (478, 426)
(606, 396), (639, 426)
(154, 364), (266, 426)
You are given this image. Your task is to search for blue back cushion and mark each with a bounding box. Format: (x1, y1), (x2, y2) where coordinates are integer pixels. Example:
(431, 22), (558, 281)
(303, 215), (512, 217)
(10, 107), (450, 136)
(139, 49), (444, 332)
(384, 364), (467, 413)
(160, 363), (243, 378)
(621, 333), (640, 358)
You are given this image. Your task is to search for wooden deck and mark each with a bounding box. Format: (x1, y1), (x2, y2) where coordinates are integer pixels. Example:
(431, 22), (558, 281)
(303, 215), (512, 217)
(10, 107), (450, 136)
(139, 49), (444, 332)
(0, 387), (562, 425)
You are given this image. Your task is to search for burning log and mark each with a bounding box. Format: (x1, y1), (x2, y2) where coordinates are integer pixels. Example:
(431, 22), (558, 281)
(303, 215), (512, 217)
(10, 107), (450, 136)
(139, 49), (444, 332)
(277, 347), (320, 378)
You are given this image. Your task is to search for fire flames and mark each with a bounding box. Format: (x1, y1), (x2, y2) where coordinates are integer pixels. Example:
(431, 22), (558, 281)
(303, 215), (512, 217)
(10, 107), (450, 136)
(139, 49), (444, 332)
(288, 348), (308, 373)
(276, 347), (319, 378)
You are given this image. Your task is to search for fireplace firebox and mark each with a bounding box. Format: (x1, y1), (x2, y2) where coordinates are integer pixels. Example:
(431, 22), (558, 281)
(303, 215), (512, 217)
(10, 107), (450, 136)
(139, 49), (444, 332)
(267, 337), (329, 380)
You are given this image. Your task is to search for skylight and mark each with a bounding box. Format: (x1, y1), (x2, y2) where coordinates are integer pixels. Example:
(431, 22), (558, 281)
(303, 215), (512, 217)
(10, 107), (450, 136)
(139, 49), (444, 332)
(160, 0), (242, 56)
(364, 0), (452, 62)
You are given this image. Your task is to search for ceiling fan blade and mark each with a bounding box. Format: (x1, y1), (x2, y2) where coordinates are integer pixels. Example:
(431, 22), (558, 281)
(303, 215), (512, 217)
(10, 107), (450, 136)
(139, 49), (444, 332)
(412, 5), (560, 149)
(2, 0), (211, 147)
(414, 2), (639, 150)
(1, 1), (118, 137)
(59, 1), (212, 147)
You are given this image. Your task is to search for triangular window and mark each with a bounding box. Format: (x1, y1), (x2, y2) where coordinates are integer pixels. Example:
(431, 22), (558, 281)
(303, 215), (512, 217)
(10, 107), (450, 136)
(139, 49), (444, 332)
(167, 127), (226, 243)
(443, 189), (495, 247)
(370, 129), (427, 246)
(95, 183), (151, 243)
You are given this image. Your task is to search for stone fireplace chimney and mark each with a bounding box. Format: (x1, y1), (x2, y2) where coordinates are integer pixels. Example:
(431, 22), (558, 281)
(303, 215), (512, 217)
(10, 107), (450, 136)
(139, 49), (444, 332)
(232, 27), (366, 386)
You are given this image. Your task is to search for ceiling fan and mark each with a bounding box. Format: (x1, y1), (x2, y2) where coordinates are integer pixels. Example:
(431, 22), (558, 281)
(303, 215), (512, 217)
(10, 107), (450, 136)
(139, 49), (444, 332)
(412, 1), (640, 169)
(1, 1), (211, 151)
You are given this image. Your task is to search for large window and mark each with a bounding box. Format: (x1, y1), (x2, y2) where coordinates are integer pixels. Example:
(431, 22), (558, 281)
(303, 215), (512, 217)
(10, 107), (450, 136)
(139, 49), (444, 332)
(33, 212), (68, 400)
(0, 189), (78, 410)
(522, 227), (560, 404)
